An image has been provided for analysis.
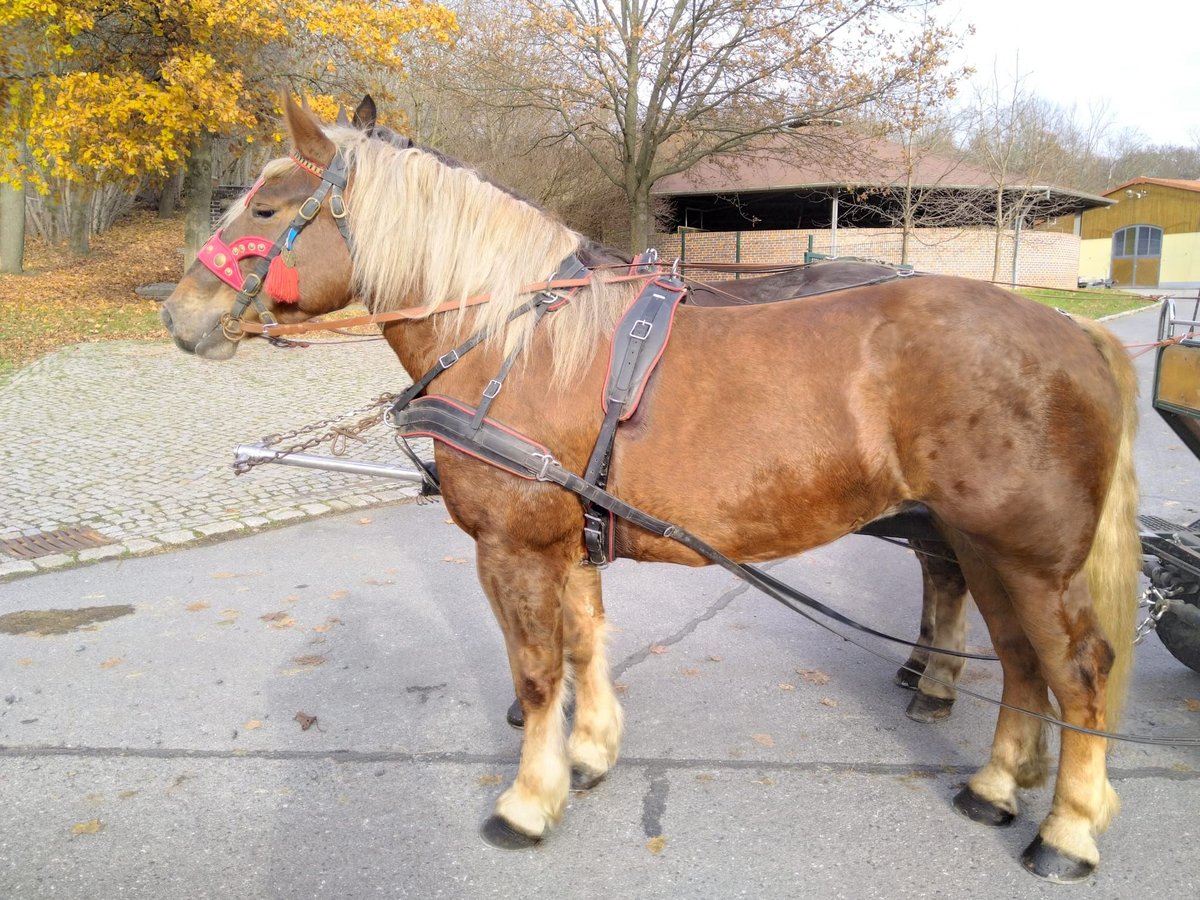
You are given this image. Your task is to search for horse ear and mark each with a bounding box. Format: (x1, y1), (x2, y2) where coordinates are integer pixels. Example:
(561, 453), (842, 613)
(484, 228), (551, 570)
(336, 105), (351, 127)
(352, 95), (377, 131)
(282, 92), (335, 164)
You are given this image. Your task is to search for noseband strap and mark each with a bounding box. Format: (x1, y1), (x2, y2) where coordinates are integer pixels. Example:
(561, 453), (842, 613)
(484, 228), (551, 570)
(213, 148), (354, 339)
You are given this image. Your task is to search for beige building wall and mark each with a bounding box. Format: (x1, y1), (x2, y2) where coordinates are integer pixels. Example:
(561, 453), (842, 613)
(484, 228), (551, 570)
(1079, 238), (1111, 282)
(652, 227), (1080, 289)
(1162, 233), (1200, 288)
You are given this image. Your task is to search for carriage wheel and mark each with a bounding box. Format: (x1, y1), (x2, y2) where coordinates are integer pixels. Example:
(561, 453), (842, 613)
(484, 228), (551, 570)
(1156, 598), (1200, 674)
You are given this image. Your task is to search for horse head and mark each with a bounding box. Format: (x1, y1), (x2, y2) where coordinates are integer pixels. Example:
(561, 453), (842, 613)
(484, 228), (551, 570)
(160, 95), (369, 359)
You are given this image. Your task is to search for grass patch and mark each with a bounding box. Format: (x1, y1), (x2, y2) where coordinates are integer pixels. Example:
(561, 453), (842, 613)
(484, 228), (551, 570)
(0, 211), (180, 380)
(1015, 286), (1156, 320)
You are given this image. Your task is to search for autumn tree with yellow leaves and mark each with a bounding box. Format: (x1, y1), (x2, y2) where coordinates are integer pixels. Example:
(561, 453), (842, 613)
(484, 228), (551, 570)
(0, 0), (456, 272)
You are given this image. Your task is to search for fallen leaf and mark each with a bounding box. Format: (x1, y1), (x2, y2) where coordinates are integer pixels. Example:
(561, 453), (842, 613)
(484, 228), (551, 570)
(695, 773), (714, 784)
(752, 776), (774, 785)
(364, 578), (395, 586)
(1185, 699), (1200, 712)
(293, 654), (327, 668)
(708, 655), (722, 662)
(778, 683), (796, 691)
(71, 819), (104, 835)
(280, 595), (300, 604)
(117, 790), (138, 800)
(358, 517), (371, 525)
(16, 658), (32, 667)
(820, 697), (838, 708)
(244, 719), (263, 731)
(477, 774), (502, 786)
(260, 611), (295, 629)
(751, 733), (775, 747)
(294, 711), (317, 731)
(613, 682), (628, 695)
(184, 601), (209, 613)
(648, 644), (669, 655)
(328, 589), (349, 601)
(797, 668), (831, 685)
(646, 836), (667, 855)
(100, 657), (122, 670)
(682, 667), (702, 677)
(311, 616), (344, 633)
(441, 556), (467, 564)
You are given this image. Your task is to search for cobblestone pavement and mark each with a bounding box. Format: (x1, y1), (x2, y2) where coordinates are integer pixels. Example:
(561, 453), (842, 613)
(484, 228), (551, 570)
(0, 337), (429, 579)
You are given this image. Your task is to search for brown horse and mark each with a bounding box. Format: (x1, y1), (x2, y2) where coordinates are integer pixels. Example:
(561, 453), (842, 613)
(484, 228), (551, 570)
(160, 95), (1140, 881)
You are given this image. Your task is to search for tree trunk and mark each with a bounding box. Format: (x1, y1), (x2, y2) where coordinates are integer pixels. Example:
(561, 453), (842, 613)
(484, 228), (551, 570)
(0, 176), (25, 274)
(158, 167), (183, 218)
(68, 183), (92, 256)
(183, 130), (214, 269)
(628, 186), (653, 256)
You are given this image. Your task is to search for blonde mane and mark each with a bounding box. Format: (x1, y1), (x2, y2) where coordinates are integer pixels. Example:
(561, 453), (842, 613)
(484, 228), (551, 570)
(322, 127), (630, 378)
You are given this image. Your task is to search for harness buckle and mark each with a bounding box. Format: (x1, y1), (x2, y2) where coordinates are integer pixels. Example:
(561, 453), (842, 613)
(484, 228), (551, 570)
(299, 196), (321, 221)
(330, 193), (348, 219)
(482, 379), (503, 400)
(242, 272), (263, 297)
(531, 453), (560, 481)
(629, 319), (653, 341)
(220, 313), (246, 342)
(438, 349), (460, 369)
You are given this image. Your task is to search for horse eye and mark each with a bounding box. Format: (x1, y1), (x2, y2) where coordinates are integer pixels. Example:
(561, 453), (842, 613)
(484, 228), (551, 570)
(252, 207), (275, 220)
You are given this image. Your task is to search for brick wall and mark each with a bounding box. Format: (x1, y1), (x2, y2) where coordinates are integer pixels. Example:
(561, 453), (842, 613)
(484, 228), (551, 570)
(652, 227), (1081, 289)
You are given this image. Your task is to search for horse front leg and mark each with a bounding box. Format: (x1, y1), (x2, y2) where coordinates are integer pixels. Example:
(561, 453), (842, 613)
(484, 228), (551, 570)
(896, 540), (969, 723)
(562, 564), (623, 790)
(475, 538), (574, 848)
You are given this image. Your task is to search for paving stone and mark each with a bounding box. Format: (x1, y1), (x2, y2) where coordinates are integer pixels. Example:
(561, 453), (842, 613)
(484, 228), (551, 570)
(299, 503), (332, 516)
(0, 559), (38, 578)
(31, 553), (74, 569)
(265, 508), (305, 522)
(77, 545), (126, 562)
(196, 521), (246, 537)
(122, 539), (161, 554)
(241, 516), (271, 528)
(157, 530), (198, 545)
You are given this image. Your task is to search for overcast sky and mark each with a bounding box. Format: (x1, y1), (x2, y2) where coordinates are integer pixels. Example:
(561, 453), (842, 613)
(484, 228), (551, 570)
(943, 0), (1200, 148)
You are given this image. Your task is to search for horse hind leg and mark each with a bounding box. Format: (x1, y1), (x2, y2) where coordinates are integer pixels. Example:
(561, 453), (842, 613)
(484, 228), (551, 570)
(946, 544), (1053, 829)
(1009, 570), (1123, 882)
(475, 542), (573, 848)
(562, 565), (624, 790)
(896, 540), (969, 723)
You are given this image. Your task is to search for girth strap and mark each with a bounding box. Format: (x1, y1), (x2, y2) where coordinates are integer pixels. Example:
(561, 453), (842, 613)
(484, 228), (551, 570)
(582, 275), (688, 564)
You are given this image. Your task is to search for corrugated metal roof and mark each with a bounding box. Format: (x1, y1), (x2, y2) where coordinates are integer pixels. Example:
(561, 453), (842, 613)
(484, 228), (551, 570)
(1105, 176), (1200, 196)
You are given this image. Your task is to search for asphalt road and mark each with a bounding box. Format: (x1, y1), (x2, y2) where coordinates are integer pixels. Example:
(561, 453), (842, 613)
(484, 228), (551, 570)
(1, 307), (1198, 899)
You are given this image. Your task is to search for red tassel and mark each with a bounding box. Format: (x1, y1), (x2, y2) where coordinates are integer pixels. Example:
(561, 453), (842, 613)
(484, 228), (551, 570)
(266, 254), (301, 304)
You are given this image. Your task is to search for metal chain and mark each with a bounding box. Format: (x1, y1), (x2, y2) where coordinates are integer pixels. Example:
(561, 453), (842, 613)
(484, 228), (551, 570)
(233, 392), (400, 475)
(1134, 584), (1174, 645)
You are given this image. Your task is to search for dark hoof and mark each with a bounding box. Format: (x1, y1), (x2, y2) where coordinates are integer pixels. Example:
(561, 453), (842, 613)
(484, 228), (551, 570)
(1021, 835), (1096, 883)
(506, 698), (524, 729)
(480, 815), (542, 850)
(906, 691), (955, 724)
(894, 662), (925, 690)
(953, 785), (1015, 827)
(570, 767), (606, 792)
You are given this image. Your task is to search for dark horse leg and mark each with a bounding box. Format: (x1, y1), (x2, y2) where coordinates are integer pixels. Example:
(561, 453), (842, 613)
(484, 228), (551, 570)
(895, 539), (969, 723)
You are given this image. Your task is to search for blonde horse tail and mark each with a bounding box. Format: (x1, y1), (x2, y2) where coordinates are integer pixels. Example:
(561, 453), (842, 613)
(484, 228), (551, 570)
(1077, 318), (1141, 729)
